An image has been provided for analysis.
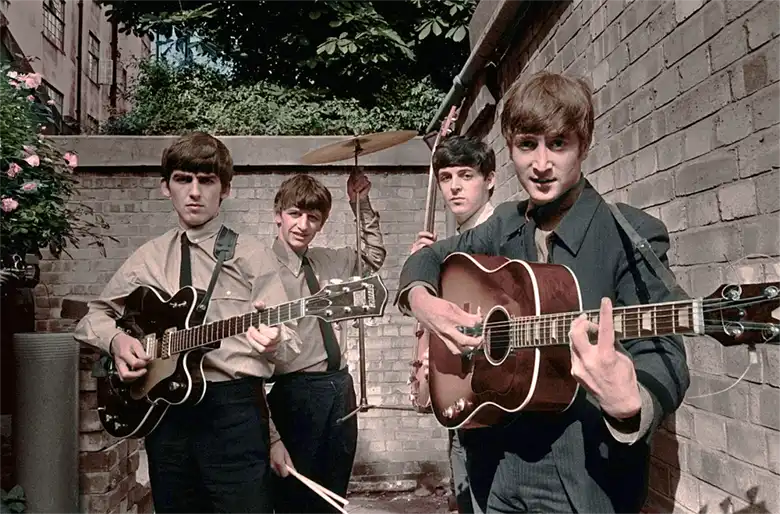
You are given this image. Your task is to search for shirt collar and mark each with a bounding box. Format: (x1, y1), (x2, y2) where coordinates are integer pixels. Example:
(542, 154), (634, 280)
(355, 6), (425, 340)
(272, 236), (304, 275)
(525, 178), (602, 256)
(178, 212), (224, 245)
(457, 201), (495, 234)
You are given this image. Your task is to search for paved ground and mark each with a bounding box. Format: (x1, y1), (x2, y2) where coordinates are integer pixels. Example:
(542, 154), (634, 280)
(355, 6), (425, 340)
(346, 492), (451, 514)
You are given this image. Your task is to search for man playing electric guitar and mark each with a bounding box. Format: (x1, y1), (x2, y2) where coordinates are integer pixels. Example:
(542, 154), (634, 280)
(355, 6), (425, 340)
(410, 135), (496, 514)
(75, 132), (300, 513)
(397, 72), (690, 513)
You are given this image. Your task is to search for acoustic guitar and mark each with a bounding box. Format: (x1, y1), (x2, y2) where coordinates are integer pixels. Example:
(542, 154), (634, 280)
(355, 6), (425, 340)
(428, 253), (780, 429)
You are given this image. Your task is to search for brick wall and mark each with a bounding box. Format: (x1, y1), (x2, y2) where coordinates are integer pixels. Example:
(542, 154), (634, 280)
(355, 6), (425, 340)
(461, 0), (779, 512)
(28, 156), (452, 501)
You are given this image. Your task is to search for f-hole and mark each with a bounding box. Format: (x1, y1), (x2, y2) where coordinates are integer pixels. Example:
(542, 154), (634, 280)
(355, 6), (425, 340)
(484, 306), (511, 365)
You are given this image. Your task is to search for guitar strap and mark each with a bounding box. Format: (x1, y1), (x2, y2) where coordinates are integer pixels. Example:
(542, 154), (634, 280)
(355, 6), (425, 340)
(194, 225), (239, 315)
(606, 202), (689, 299)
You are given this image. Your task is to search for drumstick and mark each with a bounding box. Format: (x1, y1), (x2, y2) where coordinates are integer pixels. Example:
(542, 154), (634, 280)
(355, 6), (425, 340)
(285, 465), (349, 509)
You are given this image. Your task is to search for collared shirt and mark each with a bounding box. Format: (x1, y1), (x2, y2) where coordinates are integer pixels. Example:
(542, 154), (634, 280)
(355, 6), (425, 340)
(457, 201), (495, 234)
(74, 213), (302, 383)
(272, 199), (386, 374)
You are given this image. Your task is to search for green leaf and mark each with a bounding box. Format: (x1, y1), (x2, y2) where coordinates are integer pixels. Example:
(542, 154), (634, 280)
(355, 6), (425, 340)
(308, 10), (321, 20)
(452, 26), (467, 42)
(418, 22), (431, 40)
(432, 21), (442, 36)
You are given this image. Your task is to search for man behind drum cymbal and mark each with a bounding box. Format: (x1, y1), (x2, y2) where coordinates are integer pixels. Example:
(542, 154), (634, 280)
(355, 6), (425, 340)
(398, 71), (689, 513)
(410, 135), (496, 514)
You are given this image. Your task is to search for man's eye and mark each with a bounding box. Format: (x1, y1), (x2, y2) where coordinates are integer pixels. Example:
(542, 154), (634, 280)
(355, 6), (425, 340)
(551, 139), (566, 149)
(517, 140), (536, 150)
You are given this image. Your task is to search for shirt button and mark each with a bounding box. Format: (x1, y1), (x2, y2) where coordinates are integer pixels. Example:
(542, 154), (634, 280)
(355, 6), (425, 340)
(226, 291), (231, 296)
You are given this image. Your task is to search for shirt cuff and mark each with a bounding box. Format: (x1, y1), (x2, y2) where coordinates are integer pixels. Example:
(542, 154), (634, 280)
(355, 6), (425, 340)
(603, 383), (654, 445)
(396, 281), (438, 315)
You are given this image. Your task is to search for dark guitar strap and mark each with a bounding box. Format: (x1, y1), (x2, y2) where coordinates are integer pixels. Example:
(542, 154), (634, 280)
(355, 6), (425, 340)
(195, 225), (239, 315)
(606, 202), (688, 299)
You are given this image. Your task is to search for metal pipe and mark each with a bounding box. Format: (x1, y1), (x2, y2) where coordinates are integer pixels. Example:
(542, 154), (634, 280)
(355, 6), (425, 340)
(110, 16), (118, 109)
(425, 0), (525, 134)
(76, 0), (84, 132)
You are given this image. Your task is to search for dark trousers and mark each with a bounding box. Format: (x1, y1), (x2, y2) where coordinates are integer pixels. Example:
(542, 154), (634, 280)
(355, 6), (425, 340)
(450, 429), (480, 513)
(144, 377), (272, 513)
(267, 369), (358, 513)
(462, 419), (574, 513)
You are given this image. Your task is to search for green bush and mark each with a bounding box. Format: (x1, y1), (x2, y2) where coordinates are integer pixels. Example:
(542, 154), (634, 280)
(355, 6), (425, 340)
(102, 59), (445, 136)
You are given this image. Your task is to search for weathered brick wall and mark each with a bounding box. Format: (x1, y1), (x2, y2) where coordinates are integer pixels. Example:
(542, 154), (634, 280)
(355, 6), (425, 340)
(30, 161), (452, 502)
(462, 0), (779, 512)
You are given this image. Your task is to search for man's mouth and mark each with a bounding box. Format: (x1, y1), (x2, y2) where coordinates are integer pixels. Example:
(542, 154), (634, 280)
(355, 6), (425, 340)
(531, 178), (556, 184)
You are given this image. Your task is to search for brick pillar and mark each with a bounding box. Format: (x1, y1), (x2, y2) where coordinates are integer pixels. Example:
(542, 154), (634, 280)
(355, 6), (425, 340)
(78, 345), (152, 513)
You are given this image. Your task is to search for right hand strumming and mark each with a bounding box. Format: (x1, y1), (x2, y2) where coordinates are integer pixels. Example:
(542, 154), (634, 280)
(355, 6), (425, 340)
(110, 332), (151, 382)
(408, 286), (482, 356)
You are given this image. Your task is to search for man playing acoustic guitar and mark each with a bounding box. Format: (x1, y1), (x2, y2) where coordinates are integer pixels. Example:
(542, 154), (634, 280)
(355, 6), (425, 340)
(75, 132), (301, 512)
(410, 135), (496, 514)
(397, 72), (690, 513)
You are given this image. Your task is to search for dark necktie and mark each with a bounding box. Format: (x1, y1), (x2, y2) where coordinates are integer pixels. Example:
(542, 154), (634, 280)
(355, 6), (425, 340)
(301, 254), (340, 371)
(179, 232), (192, 288)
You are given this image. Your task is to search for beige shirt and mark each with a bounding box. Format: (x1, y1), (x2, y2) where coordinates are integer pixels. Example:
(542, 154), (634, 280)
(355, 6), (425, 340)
(272, 198), (386, 374)
(457, 201), (495, 234)
(74, 213), (302, 382)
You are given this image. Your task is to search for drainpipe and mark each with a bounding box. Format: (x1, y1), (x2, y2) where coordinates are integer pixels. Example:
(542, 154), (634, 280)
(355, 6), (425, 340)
(109, 16), (118, 109)
(425, 0), (525, 133)
(76, 0), (84, 132)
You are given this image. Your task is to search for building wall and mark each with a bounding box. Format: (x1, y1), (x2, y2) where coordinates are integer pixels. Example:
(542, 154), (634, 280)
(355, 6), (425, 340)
(2, 0), (150, 131)
(460, 0), (779, 512)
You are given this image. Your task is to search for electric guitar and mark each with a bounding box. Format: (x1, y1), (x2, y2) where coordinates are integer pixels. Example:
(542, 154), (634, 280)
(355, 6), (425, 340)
(428, 253), (780, 429)
(96, 274), (388, 439)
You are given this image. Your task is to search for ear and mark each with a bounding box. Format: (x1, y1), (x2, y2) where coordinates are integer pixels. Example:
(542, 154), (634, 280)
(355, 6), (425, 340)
(274, 211), (282, 227)
(220, 184), (231, 200)
(486, 171), (496, 193)
(160, 179), (171, 198)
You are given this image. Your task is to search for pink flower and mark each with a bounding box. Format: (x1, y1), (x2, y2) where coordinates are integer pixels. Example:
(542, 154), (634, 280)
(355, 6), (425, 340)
(63, 152), (78, 168)
(24, 154), (39, 167)
(7, 71), (18, 79)
(1, 198), (19, 213)
(7, 163), (22, 178)
(8, 80), (19, 88)
(27, 95), (35, 101)
(22, 73), (42, 89)
(21, 182), (38, 192)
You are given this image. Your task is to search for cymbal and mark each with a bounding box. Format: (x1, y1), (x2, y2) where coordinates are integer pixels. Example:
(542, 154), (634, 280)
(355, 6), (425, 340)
(300, 130), (418, 165)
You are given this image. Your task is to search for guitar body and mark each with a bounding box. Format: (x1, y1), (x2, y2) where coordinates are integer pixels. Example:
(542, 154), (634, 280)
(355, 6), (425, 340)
(430, 253), (582, 429)
(97, 286), (212, 439)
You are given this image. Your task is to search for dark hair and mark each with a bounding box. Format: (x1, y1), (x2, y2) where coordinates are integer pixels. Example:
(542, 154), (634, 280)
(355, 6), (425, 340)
(500, 71), (594, 155)
(161, 132), (234, 189)
(432, 135), (496, 178)
(274, 174), (332, 222)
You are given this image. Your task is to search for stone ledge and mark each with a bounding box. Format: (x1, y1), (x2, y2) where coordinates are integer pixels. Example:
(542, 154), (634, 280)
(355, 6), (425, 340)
(49, 136), (431, 168)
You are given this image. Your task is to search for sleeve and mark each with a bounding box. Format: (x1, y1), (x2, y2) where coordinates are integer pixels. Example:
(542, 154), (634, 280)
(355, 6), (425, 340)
(349, 196), (386, 274)
(73, 254), (143, 354)
(608, 211), (690, 443)
(394, 205), (507, 313)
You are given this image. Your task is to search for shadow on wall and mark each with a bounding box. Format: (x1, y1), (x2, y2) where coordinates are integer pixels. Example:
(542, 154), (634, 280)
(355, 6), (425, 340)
(699, 487), (771, 514)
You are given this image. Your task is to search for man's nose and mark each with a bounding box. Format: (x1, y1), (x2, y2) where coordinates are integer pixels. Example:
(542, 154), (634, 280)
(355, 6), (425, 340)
(189, 181), (201, 198)
(533, 145), (552, 171)
(450, 178), (462, 192)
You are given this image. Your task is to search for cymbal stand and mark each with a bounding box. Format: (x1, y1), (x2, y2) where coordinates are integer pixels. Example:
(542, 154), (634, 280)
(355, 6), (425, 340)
(337, 144), (415, 425)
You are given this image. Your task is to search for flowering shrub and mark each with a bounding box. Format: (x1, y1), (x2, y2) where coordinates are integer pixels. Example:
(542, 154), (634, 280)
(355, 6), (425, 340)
(0, 66), (112, 264)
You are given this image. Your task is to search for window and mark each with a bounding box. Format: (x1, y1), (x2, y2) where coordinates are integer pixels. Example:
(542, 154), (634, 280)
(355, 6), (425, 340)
(43, 0), (65, 49)
(88, 33), (100, 84)
(42, 81), (64, 114)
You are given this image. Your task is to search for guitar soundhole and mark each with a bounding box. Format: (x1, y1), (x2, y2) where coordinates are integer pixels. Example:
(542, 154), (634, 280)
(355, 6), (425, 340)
(485, 307), (511, 364)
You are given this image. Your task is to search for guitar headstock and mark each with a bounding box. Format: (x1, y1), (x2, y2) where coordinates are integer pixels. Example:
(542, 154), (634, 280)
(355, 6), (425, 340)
(704, 281), (780, 346)
(305, 274), (388, 323)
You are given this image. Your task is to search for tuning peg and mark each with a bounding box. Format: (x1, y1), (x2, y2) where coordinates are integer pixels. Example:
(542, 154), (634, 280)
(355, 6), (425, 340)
(329, 278), (343, 285)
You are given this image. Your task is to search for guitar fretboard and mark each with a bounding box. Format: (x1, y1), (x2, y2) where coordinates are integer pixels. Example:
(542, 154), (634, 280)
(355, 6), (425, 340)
(166, 300), (305, 355)
(489, 299), (705, 348)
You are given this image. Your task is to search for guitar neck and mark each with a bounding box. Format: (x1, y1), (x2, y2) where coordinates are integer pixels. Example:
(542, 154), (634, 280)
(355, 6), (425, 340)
(168, 299), (305, 355)
(503, 298), (705, 348)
